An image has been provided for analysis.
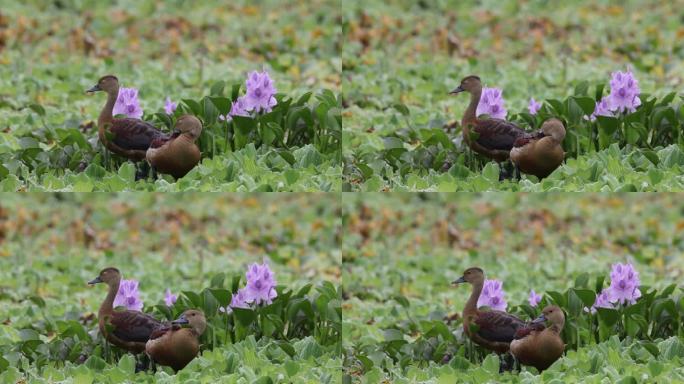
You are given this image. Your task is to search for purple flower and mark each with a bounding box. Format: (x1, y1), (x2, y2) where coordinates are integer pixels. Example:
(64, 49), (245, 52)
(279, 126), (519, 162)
(164, 97), (177, 115)
(477, 279), (507, 311)
(607, 263), (641, 305)
(219, 288), (250, 314)
(528, 98), (542, 115)
(585, 289), (614, 314)
(113, 279), (143, 311)
(608, 70), (640, 113)
(243, 70), (277, 113)
(585, 70), (641, 120)
(219, 96), (251, 121)
(528, 289), (542, 307)
(113, 88), (143, 119)
(244, 262), (277, 306)
(586, 97), (614, 121)
(164, 288), (177, 307)
(476, 87), (507, 119)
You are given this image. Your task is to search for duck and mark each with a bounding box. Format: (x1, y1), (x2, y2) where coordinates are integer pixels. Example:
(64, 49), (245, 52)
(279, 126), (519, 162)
(451, 267), (525, 354)
(145, 115), (203, 179)
(86, 75), (173, 161)
(88, 267), (162, 354)
(449, 76), (526, 163)
(510, 305), (565, 371)
(510, 118), (566, 179)
(146, 309), (206, 371)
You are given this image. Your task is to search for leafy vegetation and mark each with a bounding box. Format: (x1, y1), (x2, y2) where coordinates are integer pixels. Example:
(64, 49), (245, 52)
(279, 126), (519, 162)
(0, 194), (341, 382)
(342, 0), (684, 191)
(0, 1), (341, 191)
(342, 194), (684, 382)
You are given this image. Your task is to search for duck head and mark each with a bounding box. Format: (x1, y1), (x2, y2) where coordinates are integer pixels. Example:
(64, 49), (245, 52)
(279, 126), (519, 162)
(88, 267), (121, 287)
(451, 267), (485, 286)
(87, 75), (119, 94)
(449, 75), (482, 95)
(173, 309), (207, 335)
(541, 118), (566, 142)
(532, 305), (565, 329)
(176, 115), (203, 141)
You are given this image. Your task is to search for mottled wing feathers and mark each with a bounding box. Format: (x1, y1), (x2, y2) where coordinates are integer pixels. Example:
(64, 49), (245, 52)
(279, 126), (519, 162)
(473, 119), (525, 150)
(109, 118), (169, 150)
(474, 310), (526, 342)
(148, 323), (180, 340)
(513, 130), (545, 148)
(150, 130), (180, 149)
(514, 322), (546, 339)
(110, 310), (162, 343)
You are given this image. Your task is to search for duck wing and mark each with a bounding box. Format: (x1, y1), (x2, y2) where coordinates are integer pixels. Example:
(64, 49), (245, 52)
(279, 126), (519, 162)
(110, 118), (170, 150)
(110, 310), (163, 343)
(513, 130), (545, 148)
(474, 119), (525, 150)
(474, 310), (526, 342)
(513, 322), (546, 339)
(148, 323), (181, 340)
(149, 130), (181, 149)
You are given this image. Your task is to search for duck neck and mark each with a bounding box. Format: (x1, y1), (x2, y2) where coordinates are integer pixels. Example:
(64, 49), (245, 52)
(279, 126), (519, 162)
(98, 87), (119, 129)
(462, 88), (481, 126)
(99, 279), (120, 316)
(549, 323), (563, 334)
(464, 281), (483, 315)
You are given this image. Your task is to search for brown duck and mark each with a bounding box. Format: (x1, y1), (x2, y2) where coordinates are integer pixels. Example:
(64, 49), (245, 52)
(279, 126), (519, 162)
(146, 309), (206, 371)
(452, 267), (525, 354)
(146, 115), (203, 178)
(88, 267), (162, 354)
(510, 118), (566, 179)
(86, 75), (172, 161)
(510, 305), (565, 371)
(449, 76), (526, 162)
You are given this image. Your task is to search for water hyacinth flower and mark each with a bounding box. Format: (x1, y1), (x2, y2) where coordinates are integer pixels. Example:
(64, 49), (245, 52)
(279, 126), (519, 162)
(528, 289), (542, 307)
(219, 288), (250, 314)
(476, 87), (507, 119)
(113, 279), (143, 311)
(607, 262), (641, 305)
(608, 70), (641, 113)
(164, 97), (177, 115)
(244, 262), (277, 305)
(113, 87), (143, 119)
(164, 288), (177, 307)
(219, 96), (251, 121)
(477, 279), (507, 311)
(528, 98), (542, 115)
(587, 97), (613, 121)
(585, 289), (614, 314)
(244, 70), (277, 113)
(586, 69), (641, 120)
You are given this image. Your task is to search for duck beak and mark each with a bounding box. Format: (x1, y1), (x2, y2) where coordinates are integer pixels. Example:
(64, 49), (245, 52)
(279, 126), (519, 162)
(451, 276), (466, 286)
(172, 315), (189, 325)
(532, 314), (547, 324)
(86, 84), (101, 93)
(88, 276), (102, 285)
(449, 85), (465, 95)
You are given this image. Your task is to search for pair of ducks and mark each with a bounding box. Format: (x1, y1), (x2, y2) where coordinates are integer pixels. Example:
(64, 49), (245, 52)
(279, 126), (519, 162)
(452, 267), (565, 372)
(86, 76), (202, 179)
(450, 76), (566, 179)
(88, 267), (205, 371)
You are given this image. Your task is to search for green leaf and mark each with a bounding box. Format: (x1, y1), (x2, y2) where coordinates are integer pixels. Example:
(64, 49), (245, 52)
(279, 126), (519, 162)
(393, 103), (410, 116)
(182, 99), (202, 116)
(210, 80), (225, 96)
(232, 307), (256, 326)
(481, 354), (499, 374)
(29, 104), (45, 117)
